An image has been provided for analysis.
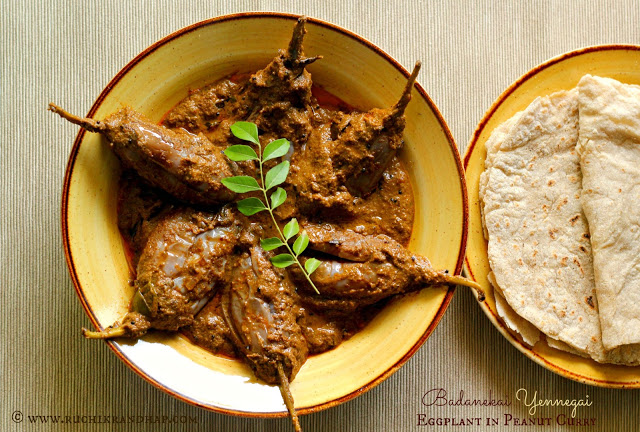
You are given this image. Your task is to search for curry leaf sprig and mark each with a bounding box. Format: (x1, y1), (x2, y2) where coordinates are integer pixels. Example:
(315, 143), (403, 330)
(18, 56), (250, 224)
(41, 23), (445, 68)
(221, 121), (321, 294)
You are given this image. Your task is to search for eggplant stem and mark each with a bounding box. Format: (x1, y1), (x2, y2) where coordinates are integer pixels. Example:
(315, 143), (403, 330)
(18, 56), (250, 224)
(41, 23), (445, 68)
(48, 103), (104, 133)
(277, 362), (302, 432)
(391, 61), (422, 117)
(82, 326), (126, 339)
(444, 275), (486, 301)
(287, 17), (307, 64)
(285, 16), (321, 70)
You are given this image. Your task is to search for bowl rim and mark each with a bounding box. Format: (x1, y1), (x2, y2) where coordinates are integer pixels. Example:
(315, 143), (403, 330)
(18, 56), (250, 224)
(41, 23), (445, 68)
(463, 44), (640, 389)
(61, 11), (469, 416)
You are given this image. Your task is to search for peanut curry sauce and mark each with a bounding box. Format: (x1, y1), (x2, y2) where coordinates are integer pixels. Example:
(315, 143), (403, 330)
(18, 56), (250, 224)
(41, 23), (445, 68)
(116, 74), (416, 359)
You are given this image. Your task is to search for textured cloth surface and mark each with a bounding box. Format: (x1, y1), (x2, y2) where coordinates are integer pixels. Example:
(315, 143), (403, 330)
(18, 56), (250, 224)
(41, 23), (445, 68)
(2, 0), (639, 431)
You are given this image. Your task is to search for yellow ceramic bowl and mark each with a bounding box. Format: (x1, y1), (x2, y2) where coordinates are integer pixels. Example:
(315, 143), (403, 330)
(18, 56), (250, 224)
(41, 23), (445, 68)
(62, 13), (468, 415)
(464, 45), (640, 388)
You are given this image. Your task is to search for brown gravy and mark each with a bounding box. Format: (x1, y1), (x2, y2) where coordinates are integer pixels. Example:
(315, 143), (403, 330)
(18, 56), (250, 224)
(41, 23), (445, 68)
(116, 77), (415, 359)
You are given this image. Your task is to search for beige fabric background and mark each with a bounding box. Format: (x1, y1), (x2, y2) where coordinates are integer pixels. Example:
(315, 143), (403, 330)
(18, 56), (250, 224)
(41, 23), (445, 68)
(2, 0), (639, 430)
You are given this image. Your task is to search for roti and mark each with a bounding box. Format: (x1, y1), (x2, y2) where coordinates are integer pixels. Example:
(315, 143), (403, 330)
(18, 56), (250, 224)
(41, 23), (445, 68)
(480, 88), (605, 356)
(480, 80), (640, 365)
(577, 74), (640, 350)
(489, 272), (541, 347)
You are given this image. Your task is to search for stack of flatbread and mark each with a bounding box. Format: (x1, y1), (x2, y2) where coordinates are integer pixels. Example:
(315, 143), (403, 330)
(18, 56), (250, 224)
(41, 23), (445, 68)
(479, 75), (640, 365)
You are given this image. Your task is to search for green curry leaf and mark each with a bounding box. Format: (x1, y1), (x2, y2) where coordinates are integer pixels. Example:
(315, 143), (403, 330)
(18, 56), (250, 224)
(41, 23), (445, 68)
(293, 230), (309, 256)
(261, 237), (285, 251)
(283, 218), (299, 241)
(304, 258), (322, 275)
(264, 161), (290, 191)
(230, 121), (259, 144)
(224, 144), (258, 161)
(236, 197), (267, 215)
(221, 176), (261, 193)
(270, 187), (287, 210)
(263, 138), (291, 162)
(271, 253), (296, 268)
